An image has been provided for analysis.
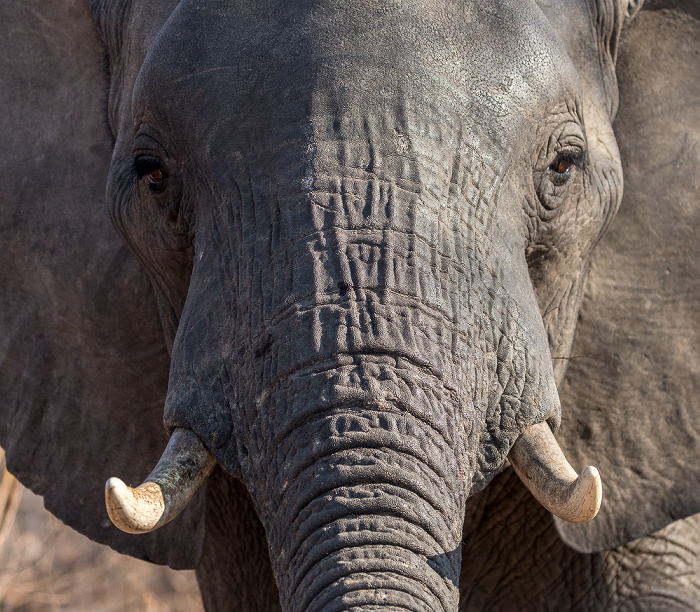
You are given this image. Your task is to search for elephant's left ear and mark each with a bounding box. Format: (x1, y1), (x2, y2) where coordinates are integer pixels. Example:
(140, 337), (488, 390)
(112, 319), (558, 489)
(0, 1), (204, 567)
(555, 3), (700, 553)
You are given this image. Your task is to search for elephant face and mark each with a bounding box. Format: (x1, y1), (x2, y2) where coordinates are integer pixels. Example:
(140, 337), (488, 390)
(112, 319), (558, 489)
(4, 0), (699, 610)
(98, 0), (618, 606)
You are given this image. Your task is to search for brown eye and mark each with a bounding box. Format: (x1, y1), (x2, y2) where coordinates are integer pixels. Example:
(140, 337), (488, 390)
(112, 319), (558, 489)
(550, 158), (572, 175)
(133, 157), (169, 193)
(148, 169), (164, 183)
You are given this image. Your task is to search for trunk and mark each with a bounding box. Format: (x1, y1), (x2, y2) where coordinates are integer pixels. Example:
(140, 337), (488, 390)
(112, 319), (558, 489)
(267, 405), (464, 610)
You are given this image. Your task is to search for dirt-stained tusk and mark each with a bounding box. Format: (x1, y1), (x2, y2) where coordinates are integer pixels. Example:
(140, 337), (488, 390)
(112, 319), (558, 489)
(105, 427), (216, 534)
(508, 421), (602, 523)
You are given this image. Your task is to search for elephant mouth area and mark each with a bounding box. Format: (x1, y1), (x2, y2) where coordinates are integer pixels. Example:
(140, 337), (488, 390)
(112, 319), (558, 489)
(165, 347), (553, 490)
(165, 352), (473, 479)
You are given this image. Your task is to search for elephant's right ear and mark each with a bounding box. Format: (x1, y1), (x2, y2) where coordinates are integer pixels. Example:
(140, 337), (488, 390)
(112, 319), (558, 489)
(0, 1), (204, 568)
(555, 4), (700, 553)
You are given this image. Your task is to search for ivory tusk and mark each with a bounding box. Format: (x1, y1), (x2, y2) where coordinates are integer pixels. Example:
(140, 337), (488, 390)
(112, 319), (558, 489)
(508, 421), (602, 523)
(105, 427), (216, 534)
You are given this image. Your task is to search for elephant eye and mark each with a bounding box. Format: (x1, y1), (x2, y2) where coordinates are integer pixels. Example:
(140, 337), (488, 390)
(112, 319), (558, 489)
(549, 158), (572, 175)
(148, 168), (164, 183)
(545, 150), (584, 187)
(134, 156), (169, 193)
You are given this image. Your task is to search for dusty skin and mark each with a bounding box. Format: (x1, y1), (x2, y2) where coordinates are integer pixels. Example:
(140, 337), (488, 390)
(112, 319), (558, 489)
(1, 0), (699, 610)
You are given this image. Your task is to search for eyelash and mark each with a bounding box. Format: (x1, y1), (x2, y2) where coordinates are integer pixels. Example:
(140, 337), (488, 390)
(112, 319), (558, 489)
(550, 149), (585, 171)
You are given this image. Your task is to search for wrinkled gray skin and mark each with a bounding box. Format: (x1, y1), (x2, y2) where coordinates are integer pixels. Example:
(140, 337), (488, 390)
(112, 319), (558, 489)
(1, 0), (699, 610)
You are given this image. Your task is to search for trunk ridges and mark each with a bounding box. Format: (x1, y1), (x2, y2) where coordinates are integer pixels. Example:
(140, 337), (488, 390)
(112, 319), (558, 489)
(290, 536), (458, 612)
(248, 395), (464, 612)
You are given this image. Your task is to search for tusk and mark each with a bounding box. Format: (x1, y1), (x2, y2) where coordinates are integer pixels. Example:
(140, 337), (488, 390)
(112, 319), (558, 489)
(508, 421), (602, 523)
(105, 427), (216, 534)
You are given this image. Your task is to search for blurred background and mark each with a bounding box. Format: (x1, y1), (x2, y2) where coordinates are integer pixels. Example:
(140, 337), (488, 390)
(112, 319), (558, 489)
(0, 451), (204, 612)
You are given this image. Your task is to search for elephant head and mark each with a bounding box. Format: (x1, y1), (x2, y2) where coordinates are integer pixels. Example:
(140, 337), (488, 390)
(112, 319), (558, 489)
(1, 0), (698, 610)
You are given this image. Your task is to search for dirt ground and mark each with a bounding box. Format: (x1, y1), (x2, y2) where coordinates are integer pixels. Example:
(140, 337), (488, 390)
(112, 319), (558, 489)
(0, 468), (204, 612)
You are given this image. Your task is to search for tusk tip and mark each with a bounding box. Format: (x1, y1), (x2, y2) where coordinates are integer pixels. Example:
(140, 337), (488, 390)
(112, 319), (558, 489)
(105, 477), (165, 534)
(508, 421), (603, 524)
(572, 465), (602, 523)
(581, 465), (601, 485)
(105, 476), (129, 498)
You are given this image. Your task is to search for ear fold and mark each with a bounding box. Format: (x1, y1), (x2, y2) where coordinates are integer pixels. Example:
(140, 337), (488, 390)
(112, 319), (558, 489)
(556, 5), (700, 552)
(0, 0), (204, 568)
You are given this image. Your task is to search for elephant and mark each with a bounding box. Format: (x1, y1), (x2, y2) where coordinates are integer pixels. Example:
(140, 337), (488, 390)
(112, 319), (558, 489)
(1, 0), (698, 609)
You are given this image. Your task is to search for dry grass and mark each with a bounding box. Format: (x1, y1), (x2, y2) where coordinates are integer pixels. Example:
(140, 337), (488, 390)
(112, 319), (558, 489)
(0, 454), (203, 612)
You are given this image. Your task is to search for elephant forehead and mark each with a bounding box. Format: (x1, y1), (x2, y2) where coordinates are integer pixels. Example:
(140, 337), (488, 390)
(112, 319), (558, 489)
(132, 0), (579, 140)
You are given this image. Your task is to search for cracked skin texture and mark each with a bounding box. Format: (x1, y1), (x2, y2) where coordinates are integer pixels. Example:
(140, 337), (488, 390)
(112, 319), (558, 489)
(0, 0), (699, 610)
